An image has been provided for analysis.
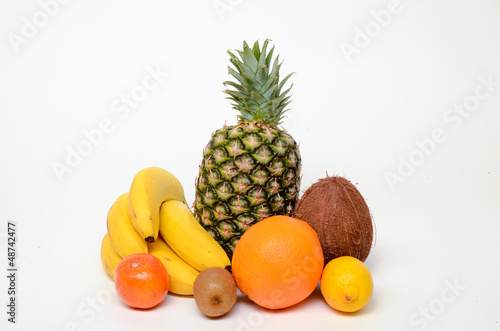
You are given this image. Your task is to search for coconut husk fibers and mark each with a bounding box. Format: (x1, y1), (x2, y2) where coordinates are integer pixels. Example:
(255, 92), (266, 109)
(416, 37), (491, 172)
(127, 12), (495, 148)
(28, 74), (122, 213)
(293, 176), (373, 265)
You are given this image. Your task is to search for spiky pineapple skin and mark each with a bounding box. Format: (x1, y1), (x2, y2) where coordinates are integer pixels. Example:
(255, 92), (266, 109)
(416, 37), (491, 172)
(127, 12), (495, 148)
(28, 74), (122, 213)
(194, 121), (301, 259)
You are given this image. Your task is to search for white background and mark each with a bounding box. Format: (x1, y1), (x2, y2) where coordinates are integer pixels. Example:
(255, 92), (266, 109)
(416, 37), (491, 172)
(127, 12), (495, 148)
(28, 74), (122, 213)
(1, 0), (500, 330)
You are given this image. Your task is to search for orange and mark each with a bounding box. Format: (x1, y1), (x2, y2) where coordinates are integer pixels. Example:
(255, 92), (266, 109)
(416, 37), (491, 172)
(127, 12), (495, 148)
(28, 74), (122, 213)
(115, 253), (169, 309)
(231, 215), (324, 310)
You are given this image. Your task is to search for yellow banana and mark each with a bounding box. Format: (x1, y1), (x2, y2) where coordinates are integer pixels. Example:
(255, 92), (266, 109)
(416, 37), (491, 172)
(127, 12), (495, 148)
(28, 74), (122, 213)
(107, 192), (148, 258)
(100, 232), (122, 279)
(159, 200), (231, 271)
(148, 235), (200, 295)
(128, 167), (186, 243)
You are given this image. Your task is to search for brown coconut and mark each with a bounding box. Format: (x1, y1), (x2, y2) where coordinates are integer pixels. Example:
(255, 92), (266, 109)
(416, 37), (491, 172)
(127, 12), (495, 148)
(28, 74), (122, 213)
(293, 176), (374, 265)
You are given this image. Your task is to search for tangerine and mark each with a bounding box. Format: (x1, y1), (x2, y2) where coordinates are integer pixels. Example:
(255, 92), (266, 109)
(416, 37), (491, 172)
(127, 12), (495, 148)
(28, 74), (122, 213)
(115, 253), (169, 309)
(231, 215), (324, 310)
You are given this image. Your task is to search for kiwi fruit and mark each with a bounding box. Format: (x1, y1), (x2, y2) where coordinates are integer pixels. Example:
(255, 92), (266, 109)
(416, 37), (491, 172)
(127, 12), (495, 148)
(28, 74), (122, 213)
(193, 267), (237, 318)
(293, 176), (374, 265)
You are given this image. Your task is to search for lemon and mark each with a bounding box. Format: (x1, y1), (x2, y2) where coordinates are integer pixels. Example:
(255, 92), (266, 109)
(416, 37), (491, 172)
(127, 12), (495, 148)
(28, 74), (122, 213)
(320, 256), (373, 313)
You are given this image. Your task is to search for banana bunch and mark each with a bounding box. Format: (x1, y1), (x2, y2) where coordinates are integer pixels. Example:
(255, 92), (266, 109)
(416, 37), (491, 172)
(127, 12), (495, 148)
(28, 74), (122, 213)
(159, 200), (231, 271)
(100, 233), (122, 279)
(99, 166), (231, 295)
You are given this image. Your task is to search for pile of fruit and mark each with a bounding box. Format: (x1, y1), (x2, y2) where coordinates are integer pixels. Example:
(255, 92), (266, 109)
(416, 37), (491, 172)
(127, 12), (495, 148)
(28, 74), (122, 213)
(100, 39), (375, 317)
(101, 166), (230, 298)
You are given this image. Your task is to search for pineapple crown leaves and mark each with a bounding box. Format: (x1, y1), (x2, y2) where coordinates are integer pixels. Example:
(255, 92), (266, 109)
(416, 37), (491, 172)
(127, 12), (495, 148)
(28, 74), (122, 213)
(223, 39), (294, 126)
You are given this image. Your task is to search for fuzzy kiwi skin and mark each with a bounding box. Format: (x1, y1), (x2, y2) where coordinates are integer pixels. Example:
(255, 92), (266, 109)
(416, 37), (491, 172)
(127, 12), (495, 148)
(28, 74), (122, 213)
(293, 176), (374, 265)
(193, 267), (237, 318)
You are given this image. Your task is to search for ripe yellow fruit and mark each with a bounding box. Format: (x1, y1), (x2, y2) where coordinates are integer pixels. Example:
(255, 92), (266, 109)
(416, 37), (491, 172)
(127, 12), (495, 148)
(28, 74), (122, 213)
(320, 256), (373, 313)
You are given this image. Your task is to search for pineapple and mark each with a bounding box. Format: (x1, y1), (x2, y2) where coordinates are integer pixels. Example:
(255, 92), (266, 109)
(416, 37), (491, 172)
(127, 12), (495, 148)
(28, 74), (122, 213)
(194, 39), (301, 259)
